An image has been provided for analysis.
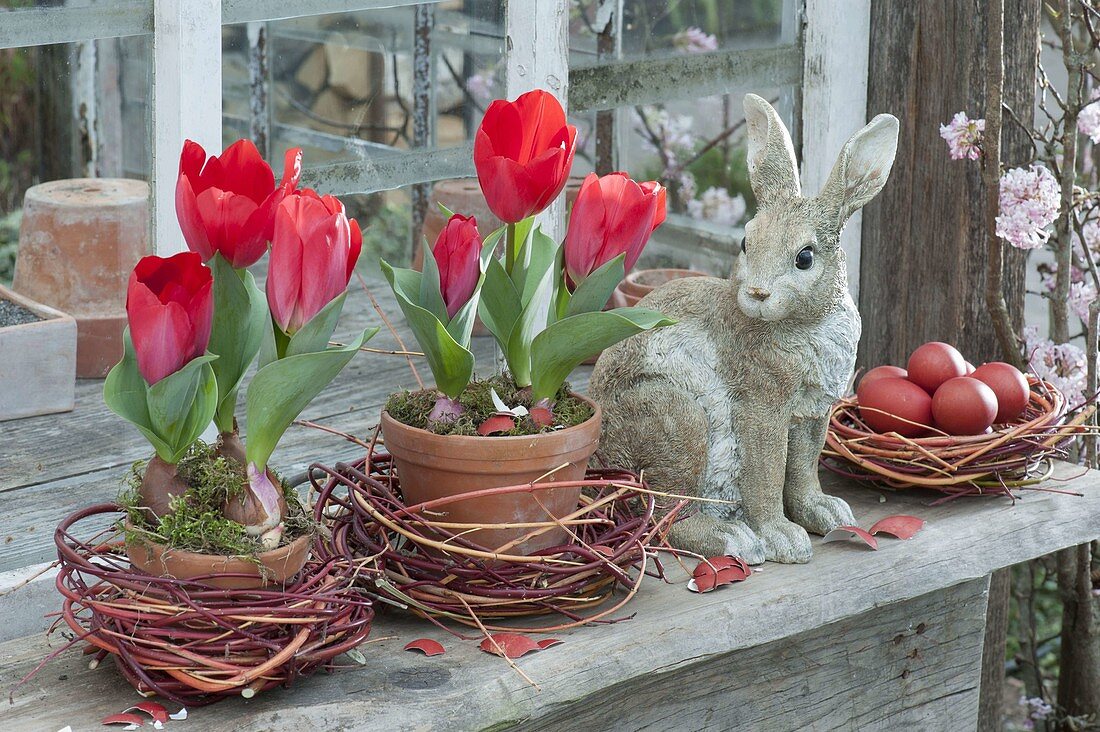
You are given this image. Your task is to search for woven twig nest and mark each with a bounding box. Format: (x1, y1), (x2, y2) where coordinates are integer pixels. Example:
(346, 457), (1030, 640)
(51, 503), (375, 705)
(821, 376), (1093, 497)
(311, 452), (680, 633)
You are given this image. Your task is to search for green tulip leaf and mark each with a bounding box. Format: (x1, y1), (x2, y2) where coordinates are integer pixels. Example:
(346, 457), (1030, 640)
(103, 331), (174, 462)
(514, 225), (557, 307)
(381, 259), (474, 398)
(286, 292), (348, 357)
(208, 254), (268, 432)
(477, 256), (522, 350)
(146, 354), (219, 463)
(505, 256), (557, 387)
(444, 270), (486, 347)
(245, 328), (374, 470)
(529, 308), (676, 401)
(480, 227), (505, 269)
(566, 254), (626, 318)
(418, 236), (449, 323)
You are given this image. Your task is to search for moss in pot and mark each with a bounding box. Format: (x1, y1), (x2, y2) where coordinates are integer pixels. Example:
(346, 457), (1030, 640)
(103, 139), (376, 588)
(379, 89), (675, 556)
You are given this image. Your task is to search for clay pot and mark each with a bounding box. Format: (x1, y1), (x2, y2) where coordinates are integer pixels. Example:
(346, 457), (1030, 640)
(379, 395), (602, 556)
(14, 178), (150, 377)
(127, 532), (311, 590)
(612, 268), (709, 308)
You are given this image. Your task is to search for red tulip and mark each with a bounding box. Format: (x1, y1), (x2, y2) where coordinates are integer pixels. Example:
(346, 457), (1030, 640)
(563, 173), (665, 289)
(267, 190), (361, 334)
(433, 213), (482, 319)
(474, 90), (577, 223)
(126, 252), (213, 385)
(175, 139), (303, 268)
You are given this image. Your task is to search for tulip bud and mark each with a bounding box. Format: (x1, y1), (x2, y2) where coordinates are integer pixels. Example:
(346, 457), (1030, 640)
(126, 252), (214, 385)
(433, 214), (482, 320)
(563, 172), (662, 289)
(266, 190), (361, 334)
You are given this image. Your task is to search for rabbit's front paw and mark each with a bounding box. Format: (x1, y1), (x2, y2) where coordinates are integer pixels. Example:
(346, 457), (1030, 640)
(754, 519), (813, 564)
(788, 493), (856, 536)
(721, 520), (766, 566)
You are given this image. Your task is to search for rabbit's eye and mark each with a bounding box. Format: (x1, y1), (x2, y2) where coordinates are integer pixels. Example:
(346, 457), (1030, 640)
(740, 237), (747, 254)
(795, 246), (814, 270)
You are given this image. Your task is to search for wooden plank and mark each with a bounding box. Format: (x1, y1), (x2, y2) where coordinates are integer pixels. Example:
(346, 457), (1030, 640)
(801, 0), (871, 303)
(0, 2), (152, 50)
(858, 0), (1038, 367)
(4, 474), (1091, 732)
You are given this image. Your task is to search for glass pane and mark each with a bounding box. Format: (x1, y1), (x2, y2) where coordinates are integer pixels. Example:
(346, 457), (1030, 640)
(0, 37), (152, 285)
(569, 0), (797, 64)
(222, 1), (506, 174)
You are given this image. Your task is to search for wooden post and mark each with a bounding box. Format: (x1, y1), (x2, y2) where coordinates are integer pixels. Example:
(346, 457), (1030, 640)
(801, 0), (872, 302)
(151, 0), (222, 255)
(504, 0), (569, 242)
(859, 0), (1039, 368)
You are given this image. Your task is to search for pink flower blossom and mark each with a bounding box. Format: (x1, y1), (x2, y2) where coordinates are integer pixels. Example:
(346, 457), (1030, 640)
(673, 27), (718, 54)
(687, 187), (746, 226)
(1070, 280), (1097, 323)
(939, 112), (985, 160)
(634, 107), (696, 170)
(996, 164), (1060, 250)
(1080, 90), (1100, 143)
(1025, 326), (1086, 405)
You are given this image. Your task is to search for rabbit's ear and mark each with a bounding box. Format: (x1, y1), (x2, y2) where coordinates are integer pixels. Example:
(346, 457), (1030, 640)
(744, 94), (800, 206)
(818, 114), (899, 229)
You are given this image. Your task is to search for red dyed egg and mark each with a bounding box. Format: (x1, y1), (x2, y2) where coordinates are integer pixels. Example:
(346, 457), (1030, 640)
(964, 361), (976, 375)
(931, 377), (998, 435)
(859, 365), (908, 389)
(971, 362), (1030, 422)
(857, 376), (933, 437)
(907, 342), (968, 394)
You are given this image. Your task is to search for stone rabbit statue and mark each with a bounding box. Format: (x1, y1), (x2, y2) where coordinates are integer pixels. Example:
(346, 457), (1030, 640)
(590, 94), (899, 564)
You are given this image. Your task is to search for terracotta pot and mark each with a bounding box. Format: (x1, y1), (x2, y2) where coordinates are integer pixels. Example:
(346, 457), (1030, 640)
(612, 268), (709, 308)
(379, 395), (602, 555)
(14, 178), (150, 377)
(127, 531), (311, 590)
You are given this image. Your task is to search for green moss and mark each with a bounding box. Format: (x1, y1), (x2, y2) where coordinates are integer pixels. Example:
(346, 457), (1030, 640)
(384, 373), (594, 437)
(119, 441), (318, 558)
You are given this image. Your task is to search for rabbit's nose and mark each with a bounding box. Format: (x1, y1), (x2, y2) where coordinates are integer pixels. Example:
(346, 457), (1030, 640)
(747, 287), (771, 301)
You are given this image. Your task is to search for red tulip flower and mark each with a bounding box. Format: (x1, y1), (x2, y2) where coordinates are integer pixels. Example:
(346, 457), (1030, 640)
(474, 90), (577, 223)
(126, 252), (214, 385)
(267, 190), (362, 334)
(433, 213), (482, 319)
(563, 173), (666, 289)
(176, 139), (303, 268)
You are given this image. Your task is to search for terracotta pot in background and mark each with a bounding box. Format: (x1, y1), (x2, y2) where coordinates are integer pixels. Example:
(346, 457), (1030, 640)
(127, 532), (311, 590)
(0, 283), (76, 421)
(611, 268), (710, 308)
(379, 395), (602, 556)
(14, 178), (150, 377)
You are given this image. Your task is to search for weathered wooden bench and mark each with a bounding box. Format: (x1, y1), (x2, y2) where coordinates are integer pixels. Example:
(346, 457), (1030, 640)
(3, 278), (1100, 731)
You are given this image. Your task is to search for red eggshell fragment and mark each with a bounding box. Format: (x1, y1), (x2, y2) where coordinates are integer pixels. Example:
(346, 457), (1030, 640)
(530, 406), (554, 428)
(859, 365), (908, 390)
(869, 515), (925, 540)
(971, 361), (1030, 422)
(822, 526), (879, 550)
(536, 638), (563, 649)
(477, 414), (516, 436)
(102, 714), (145, 727)
(479, 633), (543, 658)
(907, 342), (967, 394)
(932, 377), (998, 435)
(856, 376), (933, 437)
(404, 638), (446, 656)
(125, 703), (168, 725)
(688, 555), (752, 592)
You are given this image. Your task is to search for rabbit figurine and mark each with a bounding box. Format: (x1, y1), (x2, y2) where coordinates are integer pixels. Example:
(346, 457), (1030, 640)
(589, 94), (899, 564)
